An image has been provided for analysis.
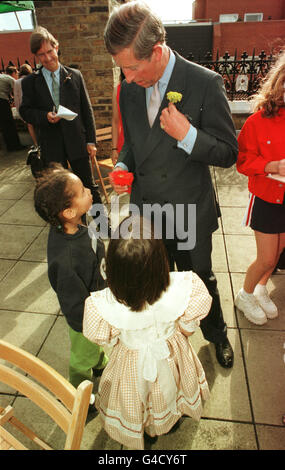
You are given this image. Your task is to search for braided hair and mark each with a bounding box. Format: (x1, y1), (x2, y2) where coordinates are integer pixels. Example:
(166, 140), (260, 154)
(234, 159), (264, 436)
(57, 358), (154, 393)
(34, 164), (76, 231)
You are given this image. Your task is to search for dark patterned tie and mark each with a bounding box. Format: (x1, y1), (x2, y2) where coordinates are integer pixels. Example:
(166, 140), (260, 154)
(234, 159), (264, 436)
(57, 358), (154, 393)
(51, 72), (60, 110)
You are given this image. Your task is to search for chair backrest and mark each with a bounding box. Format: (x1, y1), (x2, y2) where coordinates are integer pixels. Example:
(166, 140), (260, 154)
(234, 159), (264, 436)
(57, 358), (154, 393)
(92, 126), (114, 203)
(96, 126), (112, 142)
(0, 340), (92, 450)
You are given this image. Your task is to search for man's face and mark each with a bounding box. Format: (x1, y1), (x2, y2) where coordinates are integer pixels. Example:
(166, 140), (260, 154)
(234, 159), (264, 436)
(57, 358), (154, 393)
(36, 40), (59, 72)
(11, 70), (19, 80)
(113, 46), (161, 88)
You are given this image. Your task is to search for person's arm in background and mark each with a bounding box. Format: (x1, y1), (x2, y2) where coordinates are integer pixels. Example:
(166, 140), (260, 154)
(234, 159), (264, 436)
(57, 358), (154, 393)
(13, 79), (22, 113)
(109, 82), (136, 194)
(111, 85), (120, 165)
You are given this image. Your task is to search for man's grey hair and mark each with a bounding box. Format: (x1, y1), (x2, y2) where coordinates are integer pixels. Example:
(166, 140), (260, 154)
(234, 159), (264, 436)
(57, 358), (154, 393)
(104, 1), (166, 60)
(30, 26), (59, 55)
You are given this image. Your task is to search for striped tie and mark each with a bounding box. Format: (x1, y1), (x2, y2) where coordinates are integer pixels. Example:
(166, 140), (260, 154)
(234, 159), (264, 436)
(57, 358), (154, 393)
(51, 72), (60, 110)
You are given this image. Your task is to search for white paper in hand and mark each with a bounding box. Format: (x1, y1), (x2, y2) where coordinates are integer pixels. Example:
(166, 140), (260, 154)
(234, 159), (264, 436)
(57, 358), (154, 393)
(56, 105), (78, 121)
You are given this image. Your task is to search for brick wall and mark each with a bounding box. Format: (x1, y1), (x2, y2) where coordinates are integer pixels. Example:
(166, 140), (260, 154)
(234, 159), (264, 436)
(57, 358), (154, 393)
(34, 0), (114, 155)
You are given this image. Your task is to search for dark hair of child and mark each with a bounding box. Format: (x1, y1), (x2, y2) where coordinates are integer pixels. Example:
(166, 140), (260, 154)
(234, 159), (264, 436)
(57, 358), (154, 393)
(34, 163), (75, 230)
(106, 217), (170, 312)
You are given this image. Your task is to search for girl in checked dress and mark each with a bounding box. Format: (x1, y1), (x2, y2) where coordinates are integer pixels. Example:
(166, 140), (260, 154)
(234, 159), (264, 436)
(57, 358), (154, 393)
(83, 217), (211, 449)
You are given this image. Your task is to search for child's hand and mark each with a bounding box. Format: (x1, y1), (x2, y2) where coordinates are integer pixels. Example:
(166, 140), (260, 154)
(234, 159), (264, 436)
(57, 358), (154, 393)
(109, 168), (130, 194)
(278, 159), (285, 176)
(109, 167), (134, 194)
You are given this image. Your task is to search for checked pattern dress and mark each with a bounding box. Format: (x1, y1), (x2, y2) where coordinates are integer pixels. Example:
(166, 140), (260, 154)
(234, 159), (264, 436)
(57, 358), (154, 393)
(83, 271), (212, 450)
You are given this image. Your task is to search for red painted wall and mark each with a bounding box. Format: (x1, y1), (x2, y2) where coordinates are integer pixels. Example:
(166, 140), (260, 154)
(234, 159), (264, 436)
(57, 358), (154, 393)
(0, 32), (34, 69)
(192, 0), (285, 57)
(213, 20), (285, 57)
(193, 0), (285, 22)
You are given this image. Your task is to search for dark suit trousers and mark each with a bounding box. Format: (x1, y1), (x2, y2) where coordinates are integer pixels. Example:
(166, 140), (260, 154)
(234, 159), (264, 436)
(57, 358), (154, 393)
(41, 134), (102, 206)
(0, 98), (21, 151)
(164, 234), (227, 344)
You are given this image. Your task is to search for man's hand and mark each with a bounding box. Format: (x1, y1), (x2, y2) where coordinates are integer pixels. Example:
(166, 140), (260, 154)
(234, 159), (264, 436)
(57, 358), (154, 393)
(87, 143), (97, 160)
(160, 102), (190, 141)
(109, 167), (129, 194)
(47, 111), (61, 124)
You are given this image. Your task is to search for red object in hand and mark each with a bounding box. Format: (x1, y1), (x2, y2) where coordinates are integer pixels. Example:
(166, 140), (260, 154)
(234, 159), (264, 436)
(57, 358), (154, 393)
(110, 170), (134, 193)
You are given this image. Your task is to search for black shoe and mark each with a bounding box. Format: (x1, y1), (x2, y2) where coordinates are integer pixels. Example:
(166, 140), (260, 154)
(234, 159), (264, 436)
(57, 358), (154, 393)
(215, 337), (234, 368)
(167, 419), (181, 435)
(88, 402), (97, 414)
(86, 402), (98, 422)
(8, 145), (28, 152)
(92, 367), (105, 378)
(107, 223), (112, 238)
(15, 145), (29, 151)
(144, 432), (158, 445)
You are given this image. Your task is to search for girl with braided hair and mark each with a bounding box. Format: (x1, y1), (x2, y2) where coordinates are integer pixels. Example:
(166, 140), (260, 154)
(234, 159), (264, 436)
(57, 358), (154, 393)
(34, 164), (108, 409)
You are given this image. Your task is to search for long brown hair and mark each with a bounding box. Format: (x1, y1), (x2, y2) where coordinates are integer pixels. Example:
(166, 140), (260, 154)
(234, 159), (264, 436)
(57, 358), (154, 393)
(106, 216), (170, 311)
(252, 50), (285, 117)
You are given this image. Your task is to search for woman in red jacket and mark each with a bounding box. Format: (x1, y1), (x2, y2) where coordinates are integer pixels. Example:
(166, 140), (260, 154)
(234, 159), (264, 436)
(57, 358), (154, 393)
(235, 52), (285, 325)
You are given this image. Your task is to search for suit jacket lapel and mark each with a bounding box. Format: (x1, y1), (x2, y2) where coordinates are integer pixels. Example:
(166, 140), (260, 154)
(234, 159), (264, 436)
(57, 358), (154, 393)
(127, 85), (151, 166)
(60, 65), (71, 107)
(137, 53), (187, 168)
(34, 65), (69, 110)
(34, 67), (55, 109)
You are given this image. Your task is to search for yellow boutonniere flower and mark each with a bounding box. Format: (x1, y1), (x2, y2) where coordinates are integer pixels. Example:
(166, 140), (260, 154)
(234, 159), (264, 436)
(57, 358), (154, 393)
(63, 73), (72, 84)
(167, 91), (182, 104)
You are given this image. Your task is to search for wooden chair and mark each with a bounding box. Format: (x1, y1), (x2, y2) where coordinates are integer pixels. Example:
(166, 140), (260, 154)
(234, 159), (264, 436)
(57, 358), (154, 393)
(0, 340), (93, 450)
(92, 126), (114, 204)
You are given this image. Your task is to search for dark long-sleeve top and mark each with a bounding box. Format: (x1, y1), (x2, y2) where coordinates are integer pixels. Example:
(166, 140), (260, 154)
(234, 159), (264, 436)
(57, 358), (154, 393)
(47, 225), (106, 332)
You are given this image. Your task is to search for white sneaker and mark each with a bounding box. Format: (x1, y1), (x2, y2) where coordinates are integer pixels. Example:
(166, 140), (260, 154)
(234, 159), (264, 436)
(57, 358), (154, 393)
(234, 288), (267, 325)
(254, 285), (278, 319)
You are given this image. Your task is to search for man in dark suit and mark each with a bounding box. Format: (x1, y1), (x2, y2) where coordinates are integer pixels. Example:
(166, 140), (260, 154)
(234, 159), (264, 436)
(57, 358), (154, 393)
(105, 1), (238, 368)
(19, 26), (102, 208)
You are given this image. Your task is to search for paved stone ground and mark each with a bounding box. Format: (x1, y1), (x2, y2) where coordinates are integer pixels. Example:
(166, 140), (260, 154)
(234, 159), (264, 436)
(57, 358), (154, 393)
(0, 132), (284, 450)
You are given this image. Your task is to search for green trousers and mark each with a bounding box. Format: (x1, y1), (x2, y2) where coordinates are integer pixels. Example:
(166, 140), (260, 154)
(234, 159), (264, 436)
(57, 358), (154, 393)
(68, 327), (108, 388)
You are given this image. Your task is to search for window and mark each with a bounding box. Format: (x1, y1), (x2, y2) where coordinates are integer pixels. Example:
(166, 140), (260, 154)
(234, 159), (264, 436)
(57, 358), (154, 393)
(244, 13), (263, 22)
(0, 10), (35, 31)
(219, 14), (239, 23)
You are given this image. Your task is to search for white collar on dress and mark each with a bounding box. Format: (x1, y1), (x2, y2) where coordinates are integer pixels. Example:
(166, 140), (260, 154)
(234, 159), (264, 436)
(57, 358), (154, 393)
(89, 271), (193, 330)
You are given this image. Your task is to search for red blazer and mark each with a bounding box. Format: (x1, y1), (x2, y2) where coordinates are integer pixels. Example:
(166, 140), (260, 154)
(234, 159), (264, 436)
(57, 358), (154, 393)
(237, 108), (285, 204)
